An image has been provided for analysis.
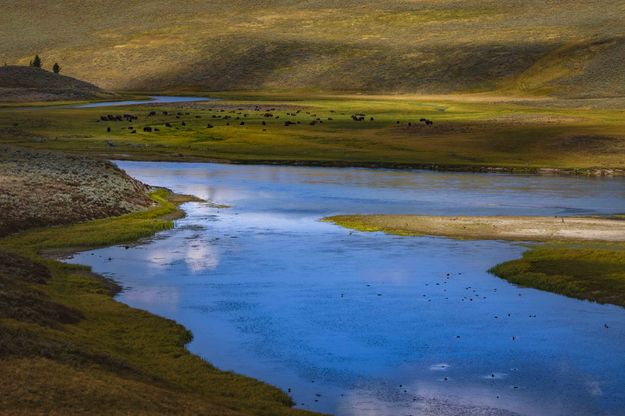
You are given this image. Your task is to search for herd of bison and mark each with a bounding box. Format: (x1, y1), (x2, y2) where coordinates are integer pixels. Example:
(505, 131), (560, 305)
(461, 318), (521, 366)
(97, 106), (435, 135)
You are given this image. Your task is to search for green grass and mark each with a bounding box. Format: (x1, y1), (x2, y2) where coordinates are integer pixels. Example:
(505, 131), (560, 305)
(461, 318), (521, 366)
(0, 189), (317, 415)
(2, 93), (625, 171)
(491, 243), (625, 308)
(1, 189), (179, 251)
(323, 215), (420, 236)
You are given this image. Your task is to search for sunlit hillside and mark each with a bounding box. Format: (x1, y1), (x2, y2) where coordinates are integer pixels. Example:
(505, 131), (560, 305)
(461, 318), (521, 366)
(1, 0), (625, 96)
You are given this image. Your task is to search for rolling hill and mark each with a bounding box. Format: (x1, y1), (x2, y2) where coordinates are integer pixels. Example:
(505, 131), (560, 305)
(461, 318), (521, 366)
(0, 66), (115, 102)
(1, 0), (625, 96)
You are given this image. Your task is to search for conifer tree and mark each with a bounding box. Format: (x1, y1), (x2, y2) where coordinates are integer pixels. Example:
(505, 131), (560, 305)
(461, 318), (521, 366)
(31, 54), (42, 68)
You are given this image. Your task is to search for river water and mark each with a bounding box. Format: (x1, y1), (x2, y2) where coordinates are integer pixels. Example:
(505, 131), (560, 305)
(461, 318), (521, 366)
(74, 95), (212, 108)
(67, 161), (625, 416)
(4, 95), (213, 111)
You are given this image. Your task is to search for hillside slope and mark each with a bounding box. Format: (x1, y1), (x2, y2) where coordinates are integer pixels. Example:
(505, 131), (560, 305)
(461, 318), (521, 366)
(1, 0), (625, 96)
(0, 146), (152, 236)
(0, 66), (115, 102)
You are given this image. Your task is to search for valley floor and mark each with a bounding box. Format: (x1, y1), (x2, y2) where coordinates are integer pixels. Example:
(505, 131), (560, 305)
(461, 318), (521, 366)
(2, 92), (625, 174)
(2, 92), (625, 413)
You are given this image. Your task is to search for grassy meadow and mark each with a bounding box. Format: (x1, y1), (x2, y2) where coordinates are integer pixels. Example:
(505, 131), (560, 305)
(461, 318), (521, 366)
(0, 189), (317, 415)
(2, 93), (625, 172)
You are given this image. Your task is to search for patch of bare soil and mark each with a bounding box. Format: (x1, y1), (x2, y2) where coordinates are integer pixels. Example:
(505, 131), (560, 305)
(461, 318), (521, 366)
(0, 146), (153, 236)
(329, 215), (625, 242)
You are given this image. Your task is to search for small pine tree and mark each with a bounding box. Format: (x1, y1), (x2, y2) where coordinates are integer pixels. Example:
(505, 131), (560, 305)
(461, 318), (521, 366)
(31, 54), (42, 68)
(52, 63), (61, 74)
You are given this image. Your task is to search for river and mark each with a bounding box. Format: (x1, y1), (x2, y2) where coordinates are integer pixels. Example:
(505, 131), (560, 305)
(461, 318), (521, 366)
(74, 95), (212, 108)
(66, 161), (625, 416)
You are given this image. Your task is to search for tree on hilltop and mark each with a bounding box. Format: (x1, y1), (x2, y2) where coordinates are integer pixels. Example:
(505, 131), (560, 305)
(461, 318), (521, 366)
(53, 63), (61, 74)
(31, 55), (42, 68)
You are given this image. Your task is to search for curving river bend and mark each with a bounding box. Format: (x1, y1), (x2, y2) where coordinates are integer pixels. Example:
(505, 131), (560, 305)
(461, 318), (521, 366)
(67, 161), (625, 416)
(73, 95), (212, 108)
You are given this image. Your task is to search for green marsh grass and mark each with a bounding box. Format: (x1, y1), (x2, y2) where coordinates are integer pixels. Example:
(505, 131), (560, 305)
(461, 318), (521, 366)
(3, 94), (625, 172)
(0, 189), (317, 415)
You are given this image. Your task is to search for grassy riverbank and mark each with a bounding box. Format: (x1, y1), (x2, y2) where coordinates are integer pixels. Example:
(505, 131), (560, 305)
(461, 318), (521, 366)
(3, 93), (625, 174)
(326, 215), (625, 308)
(0, 188), (316, 415)
(491, 242), (625, 308)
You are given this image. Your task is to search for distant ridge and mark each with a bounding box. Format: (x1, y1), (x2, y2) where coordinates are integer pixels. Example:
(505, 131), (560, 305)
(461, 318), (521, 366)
(1, 1), (625, 97)
(0, 66), (115, 102)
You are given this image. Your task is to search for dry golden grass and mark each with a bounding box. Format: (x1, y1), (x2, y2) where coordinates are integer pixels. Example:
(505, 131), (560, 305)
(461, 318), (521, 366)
(0, 66), (114, 102)
(2, 1), (625, 96)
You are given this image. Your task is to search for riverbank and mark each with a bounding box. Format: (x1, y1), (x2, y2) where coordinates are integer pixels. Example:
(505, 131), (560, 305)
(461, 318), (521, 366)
(326, 214), (625, 308)
(0, 145), (154, 235)
(0, 148), (316, 415)
(325, 215), (625, 242)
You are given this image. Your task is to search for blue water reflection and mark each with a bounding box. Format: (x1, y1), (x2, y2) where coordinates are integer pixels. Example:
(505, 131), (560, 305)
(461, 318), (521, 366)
(67, 162), (625, 416)
(75, 95), (213, 108)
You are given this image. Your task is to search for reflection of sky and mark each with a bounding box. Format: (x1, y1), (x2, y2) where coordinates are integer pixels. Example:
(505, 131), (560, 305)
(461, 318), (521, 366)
(66, 162), (625, 416)
(338, 381), (537, 416)
(122, 286), (181, 313)
(75, 95), (212, 108)
(145, 238), (220, 273)
(114, 161), (625, 217)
